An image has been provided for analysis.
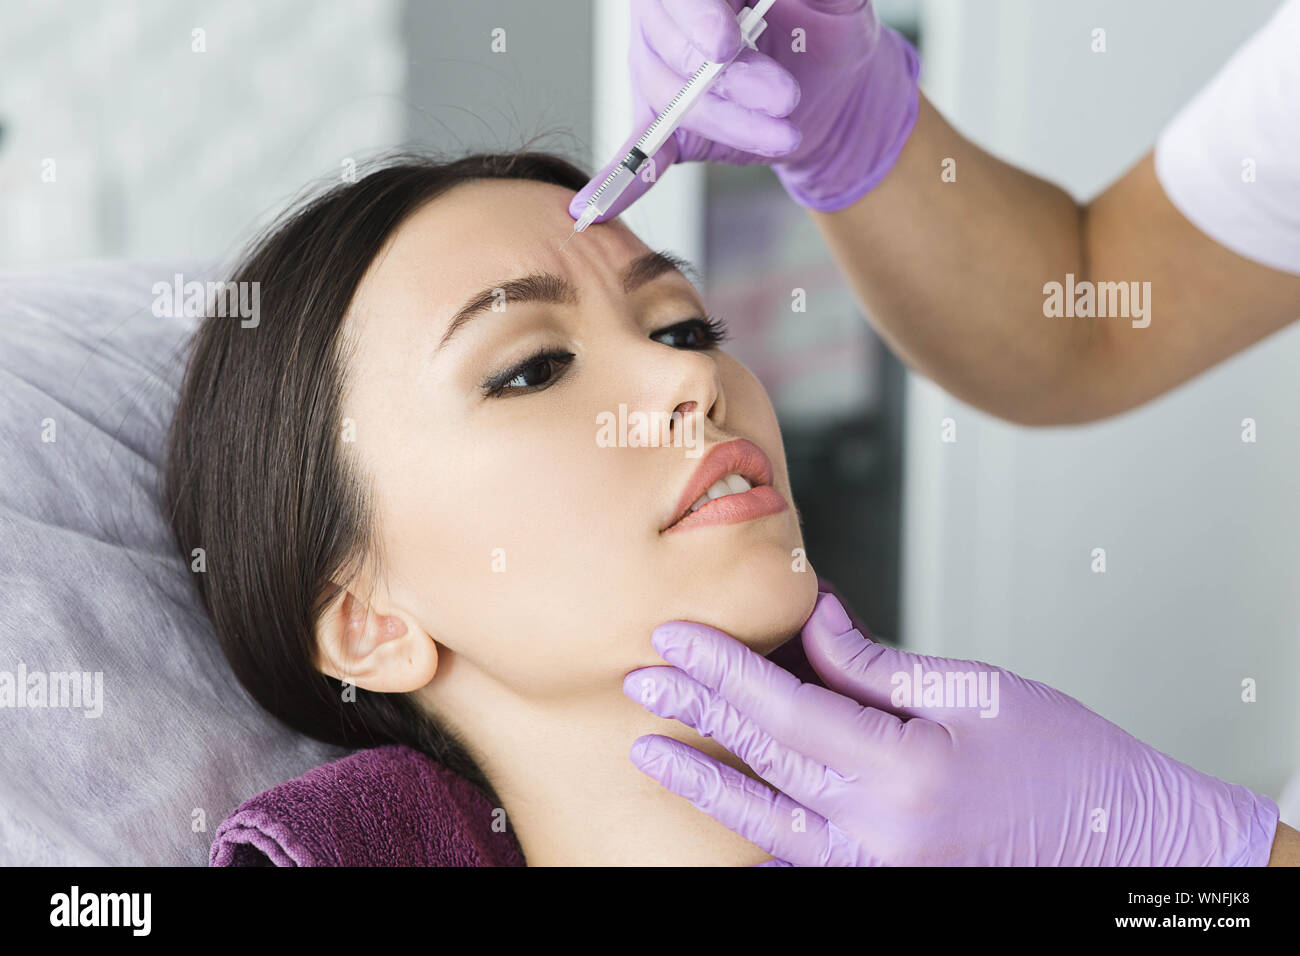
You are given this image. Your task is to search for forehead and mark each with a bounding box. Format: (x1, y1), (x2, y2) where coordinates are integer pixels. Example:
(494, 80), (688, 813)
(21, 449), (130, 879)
(353, 177), (652, 319)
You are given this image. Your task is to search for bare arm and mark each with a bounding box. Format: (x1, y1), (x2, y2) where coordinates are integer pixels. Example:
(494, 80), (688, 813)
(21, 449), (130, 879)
(1271, 821), (1300, 866)
(810, 95), (1300, 425)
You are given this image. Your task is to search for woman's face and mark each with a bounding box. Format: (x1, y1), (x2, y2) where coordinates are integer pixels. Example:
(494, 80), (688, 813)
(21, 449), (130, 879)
(338, 177), (817, 709)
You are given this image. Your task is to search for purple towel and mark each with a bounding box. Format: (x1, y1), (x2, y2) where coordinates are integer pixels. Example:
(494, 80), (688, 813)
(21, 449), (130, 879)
(210, 744), (524, 866)
(211, 580), (872, 866)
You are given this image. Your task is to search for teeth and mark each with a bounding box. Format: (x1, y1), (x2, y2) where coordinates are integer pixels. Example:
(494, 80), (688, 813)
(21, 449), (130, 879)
(706, 479), (733, 500)
(725, 474), (752, 494)
(687, 473), (754, 514)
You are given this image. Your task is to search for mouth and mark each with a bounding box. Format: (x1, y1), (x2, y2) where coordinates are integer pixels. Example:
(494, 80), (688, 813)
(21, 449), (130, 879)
(660, 438), (789, 535)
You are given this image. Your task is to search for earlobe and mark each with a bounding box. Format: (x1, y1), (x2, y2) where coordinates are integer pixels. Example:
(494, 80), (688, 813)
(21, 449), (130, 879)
(315, 587), (438, 692)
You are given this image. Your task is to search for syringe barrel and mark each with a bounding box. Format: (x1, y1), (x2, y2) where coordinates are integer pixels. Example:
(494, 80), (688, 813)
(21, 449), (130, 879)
(635, 60), (726, 159)
(581, 162), (636, 229)
(578, 3), (776, 231)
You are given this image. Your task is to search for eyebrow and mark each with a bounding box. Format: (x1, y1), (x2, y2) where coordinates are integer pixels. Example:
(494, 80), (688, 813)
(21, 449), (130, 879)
(435, 249), (701, 351)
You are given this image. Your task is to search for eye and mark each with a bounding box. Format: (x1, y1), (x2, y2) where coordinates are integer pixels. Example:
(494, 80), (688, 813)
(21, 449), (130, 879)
(481, 349), (575, 398)
(651, 314), (730, 350)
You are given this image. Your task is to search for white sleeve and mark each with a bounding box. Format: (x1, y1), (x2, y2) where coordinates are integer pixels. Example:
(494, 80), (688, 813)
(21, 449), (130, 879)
(1154, 0), (1300, 275)
(1281, 768), (1300, 827)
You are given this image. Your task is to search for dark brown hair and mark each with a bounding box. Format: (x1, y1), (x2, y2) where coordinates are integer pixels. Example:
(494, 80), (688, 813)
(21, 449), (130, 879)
(162, 149), (591, 805)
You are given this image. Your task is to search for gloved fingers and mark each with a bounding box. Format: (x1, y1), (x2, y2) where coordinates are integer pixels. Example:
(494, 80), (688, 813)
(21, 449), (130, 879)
(639, 7), (800, 117)
(630, 733), (866, 866)
(801, 591), (937, 716)
(635, 39), (802, 156)
(627, 663), (844, 805)
(804, 593), (1007, 724)
(711, 48), (802, 117)
(652, 0), (744, 64)
(647, 620), (911, 774)
(566, 122), (680, 225)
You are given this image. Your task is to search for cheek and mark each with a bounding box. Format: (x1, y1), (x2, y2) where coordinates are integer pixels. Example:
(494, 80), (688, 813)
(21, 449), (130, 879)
(719, 358), (785, 463)
(373, 404), (657, 691)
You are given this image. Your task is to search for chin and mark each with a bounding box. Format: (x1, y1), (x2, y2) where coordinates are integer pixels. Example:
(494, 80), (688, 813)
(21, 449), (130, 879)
(682, 548), (820, 656)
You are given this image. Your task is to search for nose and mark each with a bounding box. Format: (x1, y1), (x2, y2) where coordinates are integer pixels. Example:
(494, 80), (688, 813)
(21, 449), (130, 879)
(664, 351), (725, 435)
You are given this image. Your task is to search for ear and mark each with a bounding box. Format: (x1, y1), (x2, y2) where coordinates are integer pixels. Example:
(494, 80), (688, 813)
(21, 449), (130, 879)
(315, 586), (438, 692)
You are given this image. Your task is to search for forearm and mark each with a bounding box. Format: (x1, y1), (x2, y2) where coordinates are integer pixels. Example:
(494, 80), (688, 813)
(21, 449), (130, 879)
(1270, 821), (1300, 866)
(809, 94), (1097, 424)
(809, 94), (1300, 425)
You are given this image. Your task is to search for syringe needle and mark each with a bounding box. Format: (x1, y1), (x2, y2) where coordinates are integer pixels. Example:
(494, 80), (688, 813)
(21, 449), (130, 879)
(563, 2), (774, 255)
(560, 202), (602, 252)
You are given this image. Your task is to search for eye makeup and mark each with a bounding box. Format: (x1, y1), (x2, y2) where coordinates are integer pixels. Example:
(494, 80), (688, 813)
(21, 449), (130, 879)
(478, 314), (730, 399)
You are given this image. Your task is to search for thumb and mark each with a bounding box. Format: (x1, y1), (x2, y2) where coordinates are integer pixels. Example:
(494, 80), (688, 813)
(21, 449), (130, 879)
(568, 127), (682, 225)
(801, 591), (920, 715)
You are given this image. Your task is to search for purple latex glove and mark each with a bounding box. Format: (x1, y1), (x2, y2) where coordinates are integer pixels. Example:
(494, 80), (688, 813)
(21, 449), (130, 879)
(623, 592), (1280, 866)
(568, 0), (921, 224)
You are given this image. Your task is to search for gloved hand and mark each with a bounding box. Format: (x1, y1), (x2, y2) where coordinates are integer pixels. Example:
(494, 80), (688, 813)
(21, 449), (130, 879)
(623, 591), (1280, 866)
(568, 0), (921, 224)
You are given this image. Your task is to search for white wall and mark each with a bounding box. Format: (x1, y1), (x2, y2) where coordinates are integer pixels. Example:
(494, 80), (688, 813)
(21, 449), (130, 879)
(590, 0), (705, 269)
(0, 0), (405, 266)
(905, 0), (1300, 808)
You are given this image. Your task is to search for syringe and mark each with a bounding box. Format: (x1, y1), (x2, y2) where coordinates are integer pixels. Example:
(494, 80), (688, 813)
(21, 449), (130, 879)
(562, 0), (777, 250)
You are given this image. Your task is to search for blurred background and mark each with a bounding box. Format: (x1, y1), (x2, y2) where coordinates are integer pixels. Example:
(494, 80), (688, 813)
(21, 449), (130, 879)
(1, 0), (1295, 809)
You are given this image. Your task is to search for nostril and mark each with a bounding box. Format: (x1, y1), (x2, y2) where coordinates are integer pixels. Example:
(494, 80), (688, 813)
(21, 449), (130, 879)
(671, 401), (697, 430)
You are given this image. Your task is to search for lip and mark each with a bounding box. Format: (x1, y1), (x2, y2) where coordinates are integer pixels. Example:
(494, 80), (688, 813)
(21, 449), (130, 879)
(660, 438), (788, 535)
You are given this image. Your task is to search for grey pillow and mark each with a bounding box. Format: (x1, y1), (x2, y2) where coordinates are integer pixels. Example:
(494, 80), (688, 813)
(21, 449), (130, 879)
(0, 261), (346, 865)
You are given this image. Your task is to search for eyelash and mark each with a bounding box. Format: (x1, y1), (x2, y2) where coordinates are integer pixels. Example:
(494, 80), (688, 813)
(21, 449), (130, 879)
(480, 314), (730, 398)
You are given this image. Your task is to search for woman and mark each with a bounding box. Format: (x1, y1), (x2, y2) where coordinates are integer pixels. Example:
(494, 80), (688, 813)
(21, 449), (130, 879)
(163, 150), (821, 865)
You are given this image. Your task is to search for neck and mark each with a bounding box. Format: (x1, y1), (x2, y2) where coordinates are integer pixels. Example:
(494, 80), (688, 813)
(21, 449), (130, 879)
(441, 667), (775, 866)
